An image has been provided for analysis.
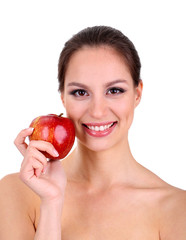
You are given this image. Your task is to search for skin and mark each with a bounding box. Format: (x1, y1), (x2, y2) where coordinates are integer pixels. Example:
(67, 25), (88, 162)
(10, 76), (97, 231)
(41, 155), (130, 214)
(0, 46), (186, 240)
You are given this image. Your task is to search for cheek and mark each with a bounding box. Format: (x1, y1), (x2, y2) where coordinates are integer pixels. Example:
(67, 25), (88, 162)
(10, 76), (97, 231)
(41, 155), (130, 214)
(65, 100), (86, 121)
(117, 98), (135, 125)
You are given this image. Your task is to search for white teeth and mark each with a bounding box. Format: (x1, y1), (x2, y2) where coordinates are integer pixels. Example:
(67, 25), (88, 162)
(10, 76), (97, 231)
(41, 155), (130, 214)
(86, 122), (115, 131)
(100, 126), (104, 131)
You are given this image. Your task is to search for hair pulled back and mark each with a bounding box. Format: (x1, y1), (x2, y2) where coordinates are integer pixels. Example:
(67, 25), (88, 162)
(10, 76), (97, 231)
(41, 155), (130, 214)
(58, 26), (141, 92)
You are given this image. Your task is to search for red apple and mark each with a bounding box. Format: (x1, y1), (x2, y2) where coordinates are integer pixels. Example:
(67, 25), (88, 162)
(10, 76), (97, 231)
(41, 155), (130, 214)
(29, 113), (75, 160)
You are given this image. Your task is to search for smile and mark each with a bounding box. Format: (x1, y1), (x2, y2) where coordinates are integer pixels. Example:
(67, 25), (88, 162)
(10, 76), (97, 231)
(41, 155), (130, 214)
(82, 121), (117, 137)
(83, 122), (116, 131)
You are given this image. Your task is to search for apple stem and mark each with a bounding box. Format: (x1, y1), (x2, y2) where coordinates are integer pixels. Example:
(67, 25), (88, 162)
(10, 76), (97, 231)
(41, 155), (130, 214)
(58, 113), (63, 117)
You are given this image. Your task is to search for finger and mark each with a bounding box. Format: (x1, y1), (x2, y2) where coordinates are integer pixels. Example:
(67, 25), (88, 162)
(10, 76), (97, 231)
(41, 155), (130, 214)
(21, 147), (48, 175)
(28, 140), (59, 158)
(14, 128), (34, 156)
(20, 157), (44, 182)
(24, 147), (48, 167)
(35, 168), (43, 178)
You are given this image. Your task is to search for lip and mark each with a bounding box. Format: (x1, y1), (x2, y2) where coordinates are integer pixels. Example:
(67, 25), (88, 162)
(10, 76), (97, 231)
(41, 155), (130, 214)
(82, 121), (117, 137)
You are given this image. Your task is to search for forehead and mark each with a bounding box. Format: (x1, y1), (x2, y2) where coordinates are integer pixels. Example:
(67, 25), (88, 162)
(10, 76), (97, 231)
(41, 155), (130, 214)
(65, 46), (133, 86)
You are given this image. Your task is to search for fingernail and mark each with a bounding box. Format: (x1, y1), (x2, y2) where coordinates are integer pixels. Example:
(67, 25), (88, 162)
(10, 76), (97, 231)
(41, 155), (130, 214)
(29, 127), (34, 132)
(42, 166), (47, 174)
(53, 149), (59, 157)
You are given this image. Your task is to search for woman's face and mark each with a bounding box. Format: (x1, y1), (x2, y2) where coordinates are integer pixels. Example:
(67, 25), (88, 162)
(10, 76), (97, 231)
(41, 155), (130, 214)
(61, 46), (142, 152)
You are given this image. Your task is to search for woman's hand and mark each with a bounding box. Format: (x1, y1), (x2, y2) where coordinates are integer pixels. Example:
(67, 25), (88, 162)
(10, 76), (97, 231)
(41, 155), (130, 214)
(14, 128), (67, 203)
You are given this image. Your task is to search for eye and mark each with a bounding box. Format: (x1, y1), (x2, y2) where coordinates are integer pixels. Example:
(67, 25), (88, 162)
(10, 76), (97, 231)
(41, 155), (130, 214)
(106, 87), (125, 95)
(70, 89), (89, 97)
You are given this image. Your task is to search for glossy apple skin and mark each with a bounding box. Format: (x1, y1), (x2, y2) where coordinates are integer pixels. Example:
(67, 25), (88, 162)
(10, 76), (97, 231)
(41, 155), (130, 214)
(29, 114), (75, 160)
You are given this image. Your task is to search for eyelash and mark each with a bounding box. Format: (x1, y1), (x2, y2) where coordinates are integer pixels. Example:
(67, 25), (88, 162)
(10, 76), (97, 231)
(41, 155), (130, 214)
(69, 87), (125, 97)
(107, 87), (125, 95)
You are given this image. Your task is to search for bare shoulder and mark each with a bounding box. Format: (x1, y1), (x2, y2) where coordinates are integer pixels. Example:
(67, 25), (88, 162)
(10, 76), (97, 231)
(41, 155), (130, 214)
(137, 164), (186, 239)
(0, 172), (39, 205)
(158, 184), (186, 240)
(0, 173), (39, 239)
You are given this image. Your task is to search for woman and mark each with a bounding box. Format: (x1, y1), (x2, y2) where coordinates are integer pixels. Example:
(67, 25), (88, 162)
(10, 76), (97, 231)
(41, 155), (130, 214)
(0, 26), (186, 239)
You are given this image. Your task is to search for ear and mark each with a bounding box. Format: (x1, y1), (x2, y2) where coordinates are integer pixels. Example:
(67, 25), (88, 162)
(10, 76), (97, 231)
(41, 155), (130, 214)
(134, 80), (143, 108)
(60, 93), (65, 107)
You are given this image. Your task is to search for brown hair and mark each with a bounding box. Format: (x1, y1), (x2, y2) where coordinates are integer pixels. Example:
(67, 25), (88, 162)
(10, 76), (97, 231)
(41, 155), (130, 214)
(58, 26), (141, 92)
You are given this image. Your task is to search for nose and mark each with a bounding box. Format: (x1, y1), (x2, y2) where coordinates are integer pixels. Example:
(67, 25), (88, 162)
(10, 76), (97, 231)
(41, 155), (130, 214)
(88, 95), (108, 119)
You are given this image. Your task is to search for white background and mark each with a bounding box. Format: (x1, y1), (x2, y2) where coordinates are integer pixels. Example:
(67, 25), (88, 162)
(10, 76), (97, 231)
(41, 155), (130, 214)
(0, 0), (185, 189)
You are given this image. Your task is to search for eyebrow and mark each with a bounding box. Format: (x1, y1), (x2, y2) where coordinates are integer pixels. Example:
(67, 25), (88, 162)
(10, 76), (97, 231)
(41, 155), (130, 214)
(67, 79), (128, 88)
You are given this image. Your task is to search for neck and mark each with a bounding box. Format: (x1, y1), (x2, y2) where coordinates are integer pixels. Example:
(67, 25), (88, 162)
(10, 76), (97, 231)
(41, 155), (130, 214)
(67, 138), (138, 189)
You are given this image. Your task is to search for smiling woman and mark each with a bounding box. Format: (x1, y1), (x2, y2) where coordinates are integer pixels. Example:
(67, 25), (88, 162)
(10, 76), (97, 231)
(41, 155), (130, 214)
(0, 26), (186, 240)
(61, 45), (142, 153)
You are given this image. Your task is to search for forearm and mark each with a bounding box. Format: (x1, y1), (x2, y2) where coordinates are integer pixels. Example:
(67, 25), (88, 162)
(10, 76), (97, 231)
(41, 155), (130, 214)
(34, 199), (63, 240)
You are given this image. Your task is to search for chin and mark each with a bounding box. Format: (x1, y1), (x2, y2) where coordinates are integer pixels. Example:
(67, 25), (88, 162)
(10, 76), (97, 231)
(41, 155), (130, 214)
(77, 137), (119, 153)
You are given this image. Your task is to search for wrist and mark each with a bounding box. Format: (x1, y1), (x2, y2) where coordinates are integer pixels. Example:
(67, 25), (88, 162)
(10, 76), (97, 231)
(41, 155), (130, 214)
(41, 191), (65, 203)
(41, 197), (64, 209)
(40, 198), (64, 224)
